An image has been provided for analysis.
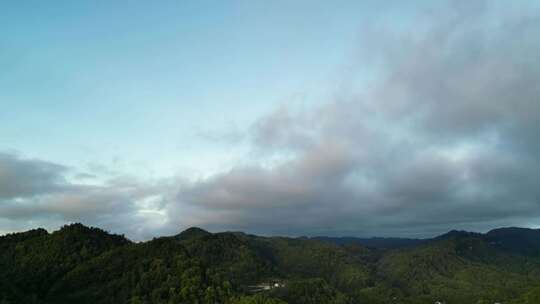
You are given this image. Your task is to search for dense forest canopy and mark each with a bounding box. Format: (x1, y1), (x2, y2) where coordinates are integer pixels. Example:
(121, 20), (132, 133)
(2, 224), (540, 304)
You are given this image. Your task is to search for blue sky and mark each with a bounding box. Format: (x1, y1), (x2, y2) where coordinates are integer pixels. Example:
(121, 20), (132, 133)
(2, 1), (540, 240)
(1, 1), (417, 179)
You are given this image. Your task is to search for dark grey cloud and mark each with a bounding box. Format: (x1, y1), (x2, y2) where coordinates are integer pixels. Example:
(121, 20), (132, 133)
(0, 152), (68, 199)
(0, 153), (168, 240)
(165, 1), (540, 238)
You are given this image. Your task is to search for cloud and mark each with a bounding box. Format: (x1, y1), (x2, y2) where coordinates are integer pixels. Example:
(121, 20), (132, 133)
(164, 1), (540, 237)
(2, 1), (540, 239)
(0, 153), (170, 240)
(0, 152), (68, 199)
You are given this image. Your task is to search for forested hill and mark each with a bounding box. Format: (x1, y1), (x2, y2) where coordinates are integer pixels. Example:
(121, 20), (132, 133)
(3, 224), (540, 304)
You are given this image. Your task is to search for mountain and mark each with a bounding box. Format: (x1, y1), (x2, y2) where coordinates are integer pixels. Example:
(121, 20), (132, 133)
(485, 227), (540, 256)
(312, 236), (424, 249)
(0, 223), (130, 303)
(175, 226), (212, 241)
(2, 224), (540, 304)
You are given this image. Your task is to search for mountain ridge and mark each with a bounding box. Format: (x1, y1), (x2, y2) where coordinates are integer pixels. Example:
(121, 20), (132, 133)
(3, 223), (540, 304)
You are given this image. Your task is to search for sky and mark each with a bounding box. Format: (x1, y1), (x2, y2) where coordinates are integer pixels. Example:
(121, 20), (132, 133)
(1, 0), (540, 240)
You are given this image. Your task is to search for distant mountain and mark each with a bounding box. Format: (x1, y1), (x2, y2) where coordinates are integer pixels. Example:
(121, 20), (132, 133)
(175, 226), (211, 240)
(3, 224), (540, 304)
(485, 227), (540, 256)
(432, 229), (483, 240)
(312, 236), (424, 249)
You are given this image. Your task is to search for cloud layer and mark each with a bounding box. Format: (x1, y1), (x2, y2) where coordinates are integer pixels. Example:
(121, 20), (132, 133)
(170, 1), (540, 237)
(2, 1), (540, 239)
(0, 152), (170, 239)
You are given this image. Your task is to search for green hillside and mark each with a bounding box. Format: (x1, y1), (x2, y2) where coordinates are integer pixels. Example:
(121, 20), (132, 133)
(2, 224), (540, 304)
